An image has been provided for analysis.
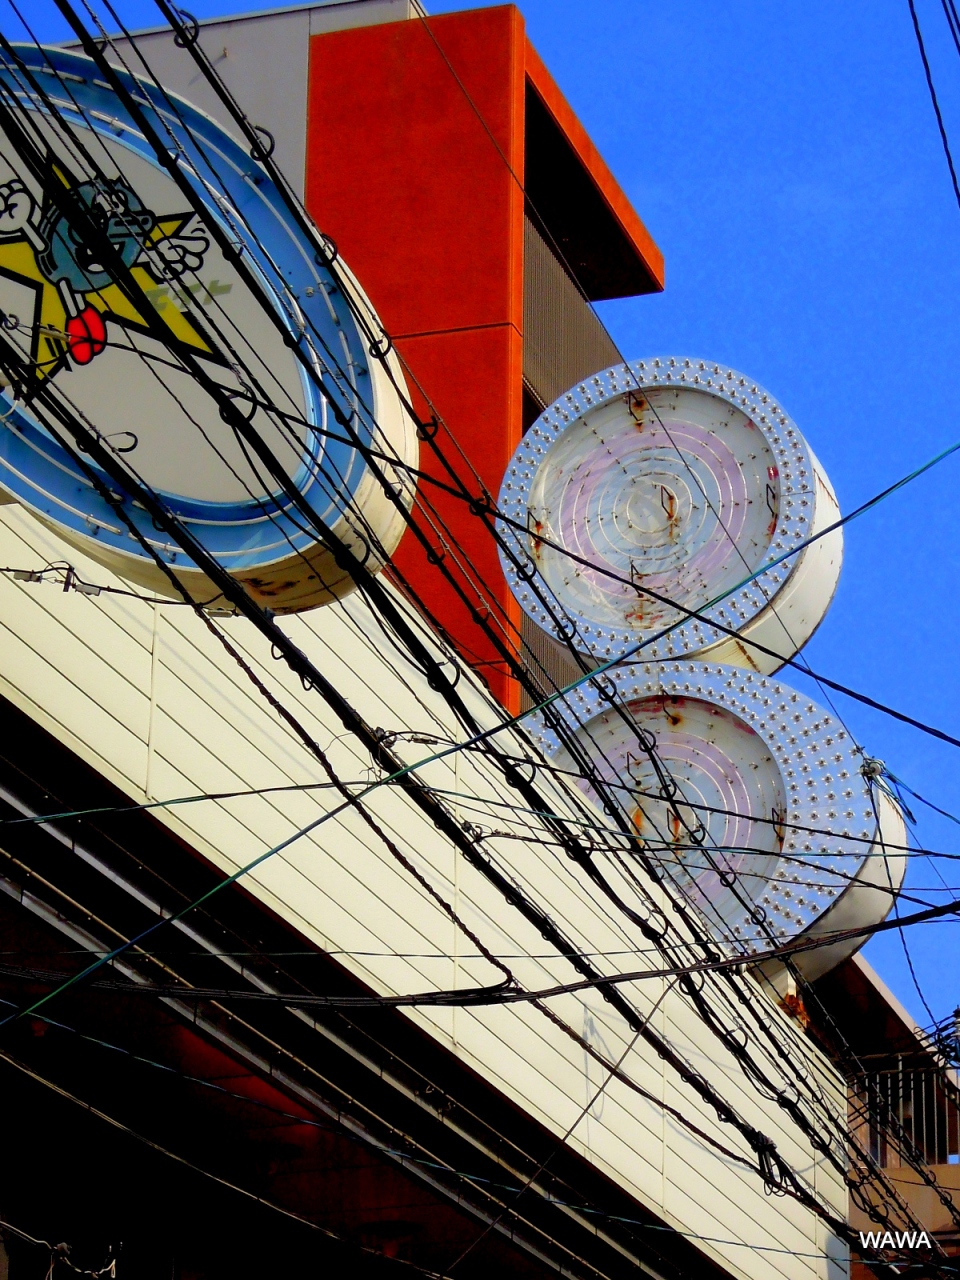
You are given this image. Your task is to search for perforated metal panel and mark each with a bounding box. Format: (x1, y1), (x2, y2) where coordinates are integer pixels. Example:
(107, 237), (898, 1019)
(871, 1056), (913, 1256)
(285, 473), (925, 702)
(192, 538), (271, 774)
(522, 215), (620, 410)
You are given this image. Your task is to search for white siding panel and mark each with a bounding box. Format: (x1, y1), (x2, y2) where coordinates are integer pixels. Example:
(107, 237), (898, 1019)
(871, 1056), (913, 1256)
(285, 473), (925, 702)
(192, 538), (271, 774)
(0, 503), (850, 1280)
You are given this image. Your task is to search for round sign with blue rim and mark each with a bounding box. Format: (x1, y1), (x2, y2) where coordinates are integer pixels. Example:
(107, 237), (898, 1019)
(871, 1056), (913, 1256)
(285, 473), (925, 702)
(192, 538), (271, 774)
(0, 45), (415, 611)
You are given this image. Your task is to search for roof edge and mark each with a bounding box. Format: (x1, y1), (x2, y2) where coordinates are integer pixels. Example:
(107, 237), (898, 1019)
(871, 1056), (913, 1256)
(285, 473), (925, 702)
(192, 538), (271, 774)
(523, 37), (664, 294)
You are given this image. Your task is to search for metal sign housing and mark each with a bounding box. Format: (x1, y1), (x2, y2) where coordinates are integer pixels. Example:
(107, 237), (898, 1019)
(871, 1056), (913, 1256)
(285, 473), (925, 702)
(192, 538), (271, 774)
(531, 660), (905, 979)
(499, 357), (842, 672)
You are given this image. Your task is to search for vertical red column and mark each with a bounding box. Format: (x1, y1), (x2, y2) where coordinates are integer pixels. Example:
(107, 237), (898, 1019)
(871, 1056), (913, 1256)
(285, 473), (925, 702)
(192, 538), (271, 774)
(305, 6), (525, 713)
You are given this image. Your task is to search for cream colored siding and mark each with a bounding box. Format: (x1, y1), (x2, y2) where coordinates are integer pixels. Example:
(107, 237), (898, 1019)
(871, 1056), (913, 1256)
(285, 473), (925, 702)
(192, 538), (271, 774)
(0, 502), (848, 1280)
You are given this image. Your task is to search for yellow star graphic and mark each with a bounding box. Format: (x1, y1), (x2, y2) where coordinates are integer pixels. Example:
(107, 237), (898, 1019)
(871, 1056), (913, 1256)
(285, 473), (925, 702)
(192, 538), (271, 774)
(0, 203), (222, 396)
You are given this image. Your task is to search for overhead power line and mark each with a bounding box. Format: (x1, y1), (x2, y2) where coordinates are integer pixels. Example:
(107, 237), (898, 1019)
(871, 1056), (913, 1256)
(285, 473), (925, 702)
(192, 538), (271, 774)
(0, 1215), (116, 1279)
(0, 1046), (454, 1280)
(8, 883), (959, 1013)
(0, 9), (950, 1255)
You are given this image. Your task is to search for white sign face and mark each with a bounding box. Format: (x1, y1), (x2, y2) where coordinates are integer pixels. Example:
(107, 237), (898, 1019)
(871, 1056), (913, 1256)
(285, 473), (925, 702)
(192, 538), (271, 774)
(0, 47), (416, 611)
(499, 359), (842, 668)
(556, 692), (786, 932)
(526, 386), (778, 636)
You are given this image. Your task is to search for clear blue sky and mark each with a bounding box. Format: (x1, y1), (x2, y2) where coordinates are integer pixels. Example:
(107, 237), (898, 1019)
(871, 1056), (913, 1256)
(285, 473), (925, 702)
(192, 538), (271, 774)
(22, 0), (960, 1026)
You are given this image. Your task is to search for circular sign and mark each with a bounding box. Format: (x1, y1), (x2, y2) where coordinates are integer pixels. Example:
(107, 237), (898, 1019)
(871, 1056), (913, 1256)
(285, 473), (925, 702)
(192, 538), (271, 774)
(532, 661), (905, 977)
(499, 359), (841, 672)
(0, 46), (416, 611)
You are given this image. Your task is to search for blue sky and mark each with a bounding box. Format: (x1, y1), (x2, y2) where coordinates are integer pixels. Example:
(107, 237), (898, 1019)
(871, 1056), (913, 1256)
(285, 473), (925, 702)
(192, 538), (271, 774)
(22, 0), (960, 1026)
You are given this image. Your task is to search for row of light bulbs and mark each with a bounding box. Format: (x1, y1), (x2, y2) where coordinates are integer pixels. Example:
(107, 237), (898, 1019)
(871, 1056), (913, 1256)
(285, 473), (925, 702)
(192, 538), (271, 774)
(497, 359), (904, 981)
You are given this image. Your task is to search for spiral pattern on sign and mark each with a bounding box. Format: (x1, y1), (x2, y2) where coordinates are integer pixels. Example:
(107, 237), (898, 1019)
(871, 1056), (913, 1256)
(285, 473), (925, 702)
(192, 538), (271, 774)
(572, 692), (785, 933)
(499, 358), (841, 668)
(529, 387), (778, 635)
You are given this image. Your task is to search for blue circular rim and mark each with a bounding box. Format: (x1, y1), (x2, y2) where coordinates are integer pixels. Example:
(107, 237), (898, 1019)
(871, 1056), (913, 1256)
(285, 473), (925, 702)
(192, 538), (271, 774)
(0, 45), (376, 571)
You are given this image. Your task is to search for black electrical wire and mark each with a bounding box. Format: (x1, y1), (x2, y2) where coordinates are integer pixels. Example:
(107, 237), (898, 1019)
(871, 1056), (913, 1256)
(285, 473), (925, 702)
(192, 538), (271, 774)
(0, 10), (947, 1249)
(0, 359), (852, 1229)
(0, 23), (427, 629)
(0, 135), (696, 977)
(0, 1024), (865, 1265)
(88, 0), (896, 901)
(0, 1215), (116, 1278)
(0, 430), (931, 1269)
(4, 995), (824, 1275)
(0, 1046), (457, 1280)
(138, 7), (960, 1241)
(4, 728), (959, 873)
(127, 0), (960, 786)
(1, 312), (911, 1239)
(491, 491), (960, 752)
(9, 275), (916, 1254)
(15, 2), (957, 942)
(3, 23), (565, 755)
(9, 885), (959, 1013)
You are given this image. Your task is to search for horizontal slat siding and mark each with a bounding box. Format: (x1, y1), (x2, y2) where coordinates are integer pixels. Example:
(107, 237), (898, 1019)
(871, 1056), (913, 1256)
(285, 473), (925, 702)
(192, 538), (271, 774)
(0, 504), (848, 1280)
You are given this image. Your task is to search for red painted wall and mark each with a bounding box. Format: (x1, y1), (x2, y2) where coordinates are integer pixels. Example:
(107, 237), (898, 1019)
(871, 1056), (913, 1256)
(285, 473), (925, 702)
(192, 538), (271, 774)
(306, 7), (526, 711)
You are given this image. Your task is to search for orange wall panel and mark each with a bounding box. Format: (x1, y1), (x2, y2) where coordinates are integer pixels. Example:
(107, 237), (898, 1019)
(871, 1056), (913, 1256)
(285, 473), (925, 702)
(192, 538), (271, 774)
(389, 324), (523, 710)
(523, 39), (664, 292)
(306, 7), (524, 337)
(306, 7), (526, 710)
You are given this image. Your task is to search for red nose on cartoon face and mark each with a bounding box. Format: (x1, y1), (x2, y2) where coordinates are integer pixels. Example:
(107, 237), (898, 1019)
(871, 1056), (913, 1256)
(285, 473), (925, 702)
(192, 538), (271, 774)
(66, 306), (107, 365)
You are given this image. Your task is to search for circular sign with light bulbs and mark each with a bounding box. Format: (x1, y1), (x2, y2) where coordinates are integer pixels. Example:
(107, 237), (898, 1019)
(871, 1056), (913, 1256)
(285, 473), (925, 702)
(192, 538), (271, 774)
(533, 661), (905, 979)
(0, 45), (416, 612)
(498, 358), (841, 672)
